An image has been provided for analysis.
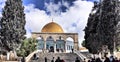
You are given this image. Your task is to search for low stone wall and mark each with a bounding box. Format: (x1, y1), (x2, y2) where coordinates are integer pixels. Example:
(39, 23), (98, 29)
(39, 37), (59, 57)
(1, 61), (18, 62)
(0, 55), (20, 62)
(0, 55), (7, 61)
(115, 52), (120, 59)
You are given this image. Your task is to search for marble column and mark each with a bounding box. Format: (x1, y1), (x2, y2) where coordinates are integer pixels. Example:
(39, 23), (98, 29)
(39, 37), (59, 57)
(54, 42), (56, 53)
(44, 40), (46, 53)
(64, 41), (67, 52)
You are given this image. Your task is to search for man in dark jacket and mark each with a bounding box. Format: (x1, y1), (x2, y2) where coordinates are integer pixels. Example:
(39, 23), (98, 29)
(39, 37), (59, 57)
(55, 57), (61, 62)
(75, 57), (80, 62)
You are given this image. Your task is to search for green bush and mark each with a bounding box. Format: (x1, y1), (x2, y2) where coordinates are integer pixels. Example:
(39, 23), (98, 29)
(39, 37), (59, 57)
(17, 38), (37, 57)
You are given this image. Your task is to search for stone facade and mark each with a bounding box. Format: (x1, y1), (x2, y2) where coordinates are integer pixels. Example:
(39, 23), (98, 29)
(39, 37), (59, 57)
(32, 32), (79, 53)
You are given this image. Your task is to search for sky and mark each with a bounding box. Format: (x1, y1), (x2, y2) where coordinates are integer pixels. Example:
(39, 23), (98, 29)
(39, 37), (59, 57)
(0, 0), (99, 47)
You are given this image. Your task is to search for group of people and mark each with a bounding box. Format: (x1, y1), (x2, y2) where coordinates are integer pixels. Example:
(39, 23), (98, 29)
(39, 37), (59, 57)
(50, 57), (65, 62)
(86, 56), (120, 62)
(44, 56), (80, 62)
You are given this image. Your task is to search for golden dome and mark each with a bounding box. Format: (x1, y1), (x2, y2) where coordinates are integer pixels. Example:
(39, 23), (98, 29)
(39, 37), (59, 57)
(41, 22), (64, 33)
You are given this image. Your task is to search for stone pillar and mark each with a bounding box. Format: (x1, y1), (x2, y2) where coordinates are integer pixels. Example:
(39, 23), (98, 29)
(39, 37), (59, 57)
(44, 39), (46, 53)
(74, 34), (79, 50)
(54, 42), (56, 53)
(66, 43), (67, 53)
(64, 41), (67, 53)
(74, 42), (79, 50)
(53, 38), (57, 53)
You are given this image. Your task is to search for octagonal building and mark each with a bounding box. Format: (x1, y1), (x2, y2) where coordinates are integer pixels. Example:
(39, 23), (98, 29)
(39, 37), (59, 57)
(32, 21), (79, 53)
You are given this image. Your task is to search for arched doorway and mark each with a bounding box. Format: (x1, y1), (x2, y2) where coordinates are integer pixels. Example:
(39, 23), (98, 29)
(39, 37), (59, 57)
(37, 36), (44, 52)
(56, 36), (65, 53)
(46, 36), (54, 52)
(66, 37), (74, 53)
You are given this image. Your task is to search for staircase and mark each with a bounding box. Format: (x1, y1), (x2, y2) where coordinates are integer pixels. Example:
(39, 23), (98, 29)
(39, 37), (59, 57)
(80, 52), (92, 59)
(30, 53), (82, 62)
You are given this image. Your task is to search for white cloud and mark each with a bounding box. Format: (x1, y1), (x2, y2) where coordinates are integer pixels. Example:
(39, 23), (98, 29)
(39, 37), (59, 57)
(45, 2), (62, 16)
(25, 4), (51, 32)
(25, 0), (94, 47)
(0, 0), (6, 17)
(0, 0), (94, 47)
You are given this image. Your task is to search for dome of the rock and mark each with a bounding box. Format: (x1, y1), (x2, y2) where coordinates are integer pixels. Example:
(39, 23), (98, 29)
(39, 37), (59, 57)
(41, 22), (64, 33)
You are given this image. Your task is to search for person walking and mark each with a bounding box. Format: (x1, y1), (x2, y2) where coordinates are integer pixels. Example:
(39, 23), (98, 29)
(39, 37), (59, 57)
(55, 56), (61, 62)
(83, 58), (86, 62)
(110, 56), (115, 62)
(45, 57), (47, 62)
(33, 53), (37, 60)
(61, 59), (65, 62)
(104, 57), (110, 62)
(95, 58), (102, 62)
(21, 57), (25, 62)
(72, 48), (74, 53)
(91, 58), (95, 62)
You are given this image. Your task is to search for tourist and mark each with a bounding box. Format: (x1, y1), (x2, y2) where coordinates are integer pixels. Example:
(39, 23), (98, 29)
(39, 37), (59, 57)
(61, 59), (65, 62)
(88, 60), (91, 62)
(114, 57), (119, 62)
(55, 56), (61, 62)
(51, 57), (54, 62)
(104, 56), (110, 62)
(101, 57), (105, 62)
(33, 53), (37, 60)
(72, 48), (74, 53)
(75, 57), (80, 62)
(21, 57), (25, 62)
(95, 58), (102, 62)
(91, 58), (95, 62)
(110, 56), (115, 62)
(83, 58), (86, 62)
(45, 57), (47, 62)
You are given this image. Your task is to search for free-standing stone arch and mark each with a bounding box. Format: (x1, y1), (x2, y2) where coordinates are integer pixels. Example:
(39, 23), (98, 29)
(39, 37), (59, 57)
(66, 37), (74, 52)
(32, 32), (79, 53)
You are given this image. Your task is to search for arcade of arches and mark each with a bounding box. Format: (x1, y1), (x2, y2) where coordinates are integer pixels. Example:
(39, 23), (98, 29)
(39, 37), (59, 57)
(32, 22), (79, 53)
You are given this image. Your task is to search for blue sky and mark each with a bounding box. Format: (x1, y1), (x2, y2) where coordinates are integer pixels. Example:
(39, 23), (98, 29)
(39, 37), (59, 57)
(0, 0), (95, 46)
(22, 0), (99, 13)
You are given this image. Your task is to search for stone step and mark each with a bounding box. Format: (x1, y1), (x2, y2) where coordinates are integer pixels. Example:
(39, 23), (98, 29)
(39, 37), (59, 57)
(30, 53), (81, 62)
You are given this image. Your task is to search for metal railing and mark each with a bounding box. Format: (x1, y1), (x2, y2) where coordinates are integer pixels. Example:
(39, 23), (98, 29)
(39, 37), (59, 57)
(74, 50), (88, 61)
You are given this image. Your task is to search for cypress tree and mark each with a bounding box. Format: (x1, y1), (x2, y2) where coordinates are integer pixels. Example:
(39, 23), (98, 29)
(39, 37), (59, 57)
(84, 1), (101, 54)
(84, 0), (120, 54)
(0, 0), (26, 52)
(97, 0), (120, 53)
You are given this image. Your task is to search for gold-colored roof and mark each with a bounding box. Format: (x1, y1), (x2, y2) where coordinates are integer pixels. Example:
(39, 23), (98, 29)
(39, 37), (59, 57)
(41, 22), (64, 33)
